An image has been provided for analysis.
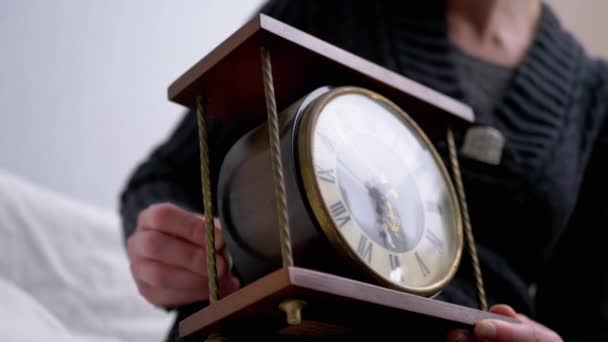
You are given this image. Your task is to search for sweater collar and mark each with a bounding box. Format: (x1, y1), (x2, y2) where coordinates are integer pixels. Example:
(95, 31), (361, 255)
(380, 1), (583, 172)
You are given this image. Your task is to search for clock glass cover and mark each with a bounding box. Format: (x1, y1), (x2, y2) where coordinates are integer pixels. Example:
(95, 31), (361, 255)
(298, 87), (463, 296)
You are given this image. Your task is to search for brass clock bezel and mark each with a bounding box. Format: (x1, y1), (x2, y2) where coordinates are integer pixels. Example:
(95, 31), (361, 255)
(295, 86), (464, 297)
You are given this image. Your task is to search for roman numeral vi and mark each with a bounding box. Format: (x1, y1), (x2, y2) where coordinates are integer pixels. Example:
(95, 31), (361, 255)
(357, 234), (373, 263)
(389, 254), (400, 270)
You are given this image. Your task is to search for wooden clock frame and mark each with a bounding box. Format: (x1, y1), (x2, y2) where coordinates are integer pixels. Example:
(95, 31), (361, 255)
(166, 13), (517, 341)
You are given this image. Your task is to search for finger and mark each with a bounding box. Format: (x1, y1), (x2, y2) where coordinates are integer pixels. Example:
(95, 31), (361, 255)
(474, 319), (536, 342)
(128, 230), (227, 278)
(131, 258), (209, 290)
(138, 203), (224, 249)
(488, 304), (518, 318)
(136, 281), (208, 308)
(218, 267), (241, 297)
(515, 314), (563, 341)
(138, 203), (225, 249)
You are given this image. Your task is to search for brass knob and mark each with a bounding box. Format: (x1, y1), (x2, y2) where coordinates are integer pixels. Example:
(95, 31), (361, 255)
(278, 299), (307, 325)
(205, 332), (226, 342)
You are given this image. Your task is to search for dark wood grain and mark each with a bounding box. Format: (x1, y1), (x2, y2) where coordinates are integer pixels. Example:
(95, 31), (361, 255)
(167, 14), (474, 129)
(179, 267), (517, 340)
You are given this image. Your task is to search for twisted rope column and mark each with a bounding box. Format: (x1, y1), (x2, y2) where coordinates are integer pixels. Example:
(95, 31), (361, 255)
(447, 127), (488, 311)
(260, 46), (294, 268)
(196, 96), (227, 342)
(260, 46), (305, 326)
(196, 96), (220, 304)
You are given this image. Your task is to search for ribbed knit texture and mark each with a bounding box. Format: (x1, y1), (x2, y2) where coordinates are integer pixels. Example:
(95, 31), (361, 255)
(119, 1), (608, 340)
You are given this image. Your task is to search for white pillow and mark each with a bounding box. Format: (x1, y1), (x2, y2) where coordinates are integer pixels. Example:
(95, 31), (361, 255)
(0, 170), (175, 341)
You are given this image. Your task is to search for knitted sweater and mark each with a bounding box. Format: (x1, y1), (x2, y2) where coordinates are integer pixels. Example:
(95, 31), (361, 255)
(119, 1), (608, 340)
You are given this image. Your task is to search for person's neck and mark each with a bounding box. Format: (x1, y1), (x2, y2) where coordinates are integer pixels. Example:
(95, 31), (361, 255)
(447, 0), (542, 66)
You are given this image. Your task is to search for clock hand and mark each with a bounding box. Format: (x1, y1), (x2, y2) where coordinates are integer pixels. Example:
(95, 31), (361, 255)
(379, 230), (389, 248)
(385, 201), (401, 233)
(320, 131), (409, 197)
(382, 221), (397, 249)
(336, 158), (384, 191)
(337, 147), (384, 182)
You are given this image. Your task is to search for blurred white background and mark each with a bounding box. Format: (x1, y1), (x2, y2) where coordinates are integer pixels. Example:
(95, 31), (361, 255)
(0, 1), (606, 341)
(0, 0), (605, 213)
(0, 0), (265, 212)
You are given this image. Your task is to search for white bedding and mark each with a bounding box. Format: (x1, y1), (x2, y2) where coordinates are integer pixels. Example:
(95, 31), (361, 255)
(0, 170), (175, 341)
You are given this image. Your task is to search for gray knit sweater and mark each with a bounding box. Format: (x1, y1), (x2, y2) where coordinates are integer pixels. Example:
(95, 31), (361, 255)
(119, 1), (608, 340)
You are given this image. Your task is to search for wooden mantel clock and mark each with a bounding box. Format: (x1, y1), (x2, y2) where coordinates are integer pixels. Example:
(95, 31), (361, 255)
(166, 13), (517, 341)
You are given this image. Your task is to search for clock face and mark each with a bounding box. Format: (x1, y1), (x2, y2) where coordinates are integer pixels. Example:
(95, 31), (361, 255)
(298, 87), (462, 295)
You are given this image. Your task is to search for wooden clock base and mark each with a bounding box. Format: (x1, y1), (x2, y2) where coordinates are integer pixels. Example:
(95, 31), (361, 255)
(179, 267), (517, 340)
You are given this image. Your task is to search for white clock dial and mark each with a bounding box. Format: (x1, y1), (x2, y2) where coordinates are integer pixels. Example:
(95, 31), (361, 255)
(304, 88), (462, 294)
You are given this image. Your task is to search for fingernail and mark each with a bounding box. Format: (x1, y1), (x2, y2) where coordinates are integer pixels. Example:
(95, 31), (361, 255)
(476, 321), (496, 339)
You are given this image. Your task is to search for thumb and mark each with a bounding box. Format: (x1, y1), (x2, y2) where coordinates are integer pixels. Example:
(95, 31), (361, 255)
(488, 304), (518, 318)
(474, 319), (535, 342)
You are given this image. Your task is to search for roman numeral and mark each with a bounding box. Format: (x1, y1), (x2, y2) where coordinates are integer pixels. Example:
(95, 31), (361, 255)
(316, 166), (335, 183)
(357, 234), (373, 263)
(426, 229), (444, 254)
(389, 254), (400, 270)
(415, 252), (430, 277)
(329, 200), (351, 228)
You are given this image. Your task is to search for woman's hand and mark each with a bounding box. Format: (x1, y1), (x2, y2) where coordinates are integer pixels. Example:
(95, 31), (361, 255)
(126, 203), (240, 308)
(446, 304), (563, 342)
